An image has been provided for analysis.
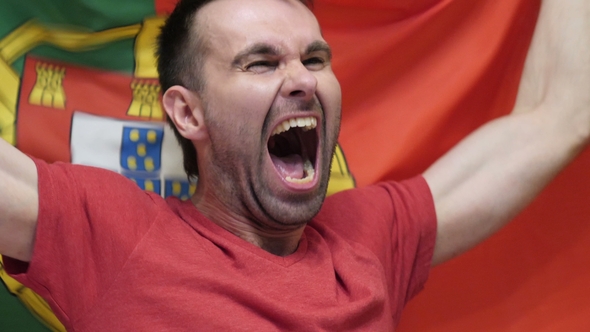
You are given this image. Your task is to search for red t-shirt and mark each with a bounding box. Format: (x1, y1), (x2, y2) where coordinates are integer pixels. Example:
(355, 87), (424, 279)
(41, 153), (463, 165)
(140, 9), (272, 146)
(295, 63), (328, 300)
(6, 159), (436, 331)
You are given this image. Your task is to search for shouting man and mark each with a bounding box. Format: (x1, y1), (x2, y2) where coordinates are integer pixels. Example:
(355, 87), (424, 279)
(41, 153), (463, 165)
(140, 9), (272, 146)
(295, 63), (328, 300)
(0, 0), (589, 330)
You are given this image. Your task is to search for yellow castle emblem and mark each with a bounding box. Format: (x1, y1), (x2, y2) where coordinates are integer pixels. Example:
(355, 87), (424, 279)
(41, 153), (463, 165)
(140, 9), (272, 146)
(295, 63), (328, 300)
(29, 62), (66, 109)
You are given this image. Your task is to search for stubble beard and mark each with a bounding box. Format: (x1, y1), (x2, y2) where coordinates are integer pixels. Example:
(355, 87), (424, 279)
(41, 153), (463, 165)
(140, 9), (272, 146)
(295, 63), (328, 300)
(204, 102), (340, 230)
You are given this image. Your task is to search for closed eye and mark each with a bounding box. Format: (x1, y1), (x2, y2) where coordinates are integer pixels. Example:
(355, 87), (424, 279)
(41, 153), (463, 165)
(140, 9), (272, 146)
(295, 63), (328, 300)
(246, 60), (278, 74)
(302, 57), (326, 70)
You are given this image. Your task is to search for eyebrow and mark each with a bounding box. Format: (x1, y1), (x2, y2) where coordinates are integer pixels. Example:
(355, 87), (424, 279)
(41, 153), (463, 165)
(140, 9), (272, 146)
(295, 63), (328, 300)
(305, 40), (332, 60)
(231, 40), (333, 66)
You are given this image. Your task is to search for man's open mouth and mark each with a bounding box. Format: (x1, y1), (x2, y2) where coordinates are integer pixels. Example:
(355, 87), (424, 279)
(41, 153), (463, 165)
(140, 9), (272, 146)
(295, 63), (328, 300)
(267, 116), (318, 184)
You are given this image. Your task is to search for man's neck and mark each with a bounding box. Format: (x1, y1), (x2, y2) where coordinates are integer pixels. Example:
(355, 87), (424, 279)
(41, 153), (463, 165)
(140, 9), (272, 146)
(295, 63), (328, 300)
(191, 194), (305, 257)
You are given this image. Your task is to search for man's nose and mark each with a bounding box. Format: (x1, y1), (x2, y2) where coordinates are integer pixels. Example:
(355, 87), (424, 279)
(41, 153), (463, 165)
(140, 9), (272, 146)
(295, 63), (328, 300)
(279, 61), (318, 100)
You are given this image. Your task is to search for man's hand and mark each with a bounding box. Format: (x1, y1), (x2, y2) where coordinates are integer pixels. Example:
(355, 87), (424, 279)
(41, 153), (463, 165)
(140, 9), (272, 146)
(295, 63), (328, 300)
(0, 138), (38, 262)
(424, 0), (590, 265)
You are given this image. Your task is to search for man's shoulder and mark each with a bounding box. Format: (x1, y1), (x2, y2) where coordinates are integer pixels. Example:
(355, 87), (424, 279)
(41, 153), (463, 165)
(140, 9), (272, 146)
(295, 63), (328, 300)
(321, 175), (432, 213)
(313, 176), (435, 251)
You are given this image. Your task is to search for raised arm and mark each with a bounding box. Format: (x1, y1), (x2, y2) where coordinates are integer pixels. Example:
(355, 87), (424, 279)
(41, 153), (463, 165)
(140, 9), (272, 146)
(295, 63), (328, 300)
(0, 138), (38, 262)
(424, 0), (590, 265)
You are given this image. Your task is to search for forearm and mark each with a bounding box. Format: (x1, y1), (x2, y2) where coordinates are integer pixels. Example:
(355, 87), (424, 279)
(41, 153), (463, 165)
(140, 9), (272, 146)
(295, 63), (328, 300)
(0, 138), (38, 261)
(515, 0), (590, 119)
(425, 0), (590, 265)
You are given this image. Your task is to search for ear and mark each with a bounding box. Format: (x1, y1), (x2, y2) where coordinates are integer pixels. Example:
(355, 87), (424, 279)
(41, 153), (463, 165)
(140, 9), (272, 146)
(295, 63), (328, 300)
(162, 85), (208, 141)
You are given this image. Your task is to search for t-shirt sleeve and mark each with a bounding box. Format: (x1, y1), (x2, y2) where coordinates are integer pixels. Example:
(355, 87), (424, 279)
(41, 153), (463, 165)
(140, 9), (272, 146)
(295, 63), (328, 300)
(317, 176), (437, 316)
(3, 158), (162, 326)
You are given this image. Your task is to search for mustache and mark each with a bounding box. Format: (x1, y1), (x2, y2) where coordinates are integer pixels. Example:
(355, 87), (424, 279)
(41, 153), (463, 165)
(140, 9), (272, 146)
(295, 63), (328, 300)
(271, 97), (322, 113)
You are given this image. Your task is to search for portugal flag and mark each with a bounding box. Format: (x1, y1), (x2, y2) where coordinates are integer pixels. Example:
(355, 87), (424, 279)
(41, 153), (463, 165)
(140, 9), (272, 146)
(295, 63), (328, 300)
(1, 0), (590, 331)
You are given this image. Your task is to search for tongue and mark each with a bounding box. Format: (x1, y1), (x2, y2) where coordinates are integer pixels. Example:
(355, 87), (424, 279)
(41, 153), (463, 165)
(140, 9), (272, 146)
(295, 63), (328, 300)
(270, 154), (304, 179)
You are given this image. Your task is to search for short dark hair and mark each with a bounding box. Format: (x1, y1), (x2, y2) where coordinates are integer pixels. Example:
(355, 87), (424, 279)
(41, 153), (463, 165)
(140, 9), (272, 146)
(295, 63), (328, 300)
(157, 0), (314, 180)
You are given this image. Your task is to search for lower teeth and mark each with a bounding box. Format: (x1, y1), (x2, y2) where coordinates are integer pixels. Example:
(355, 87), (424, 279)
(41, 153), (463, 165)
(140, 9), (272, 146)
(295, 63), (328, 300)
(285, 159), (315, 184)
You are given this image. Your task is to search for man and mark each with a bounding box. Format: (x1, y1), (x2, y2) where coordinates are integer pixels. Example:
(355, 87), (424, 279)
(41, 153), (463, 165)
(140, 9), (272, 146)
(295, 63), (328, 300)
(0, 0), (588, 330)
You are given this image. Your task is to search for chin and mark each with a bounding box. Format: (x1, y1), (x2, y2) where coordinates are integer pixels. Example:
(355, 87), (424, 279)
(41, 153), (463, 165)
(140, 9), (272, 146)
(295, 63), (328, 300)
(266, 183), (329, 227)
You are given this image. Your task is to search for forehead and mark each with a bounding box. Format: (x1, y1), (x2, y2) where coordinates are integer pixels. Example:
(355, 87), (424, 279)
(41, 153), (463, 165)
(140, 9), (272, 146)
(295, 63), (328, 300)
(197, 0), (324, 56)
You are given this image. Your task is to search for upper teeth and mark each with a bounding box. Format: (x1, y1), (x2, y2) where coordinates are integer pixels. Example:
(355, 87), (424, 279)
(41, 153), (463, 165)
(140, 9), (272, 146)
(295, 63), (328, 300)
(272, 116), (317, 136)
